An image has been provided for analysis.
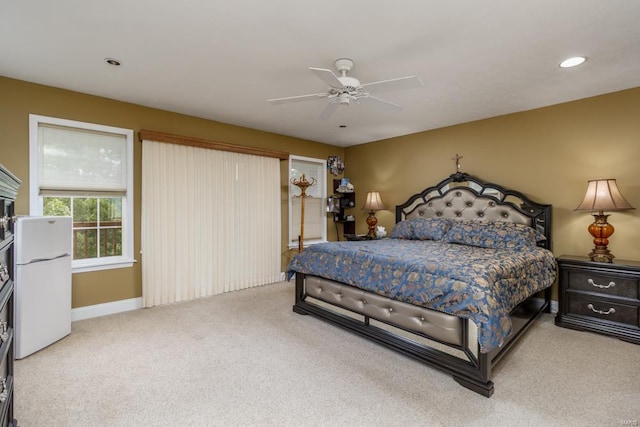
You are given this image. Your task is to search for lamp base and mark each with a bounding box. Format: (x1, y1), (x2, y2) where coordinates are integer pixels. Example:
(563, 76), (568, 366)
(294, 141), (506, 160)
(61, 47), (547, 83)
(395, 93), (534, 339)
(587, 213), (615, 263)
(366, 211), (377, 239)
(588, 248), (614, 263)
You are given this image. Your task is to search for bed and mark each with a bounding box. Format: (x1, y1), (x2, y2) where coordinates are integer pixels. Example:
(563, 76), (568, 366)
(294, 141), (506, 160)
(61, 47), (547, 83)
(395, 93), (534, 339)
(286, 172), (556, 397)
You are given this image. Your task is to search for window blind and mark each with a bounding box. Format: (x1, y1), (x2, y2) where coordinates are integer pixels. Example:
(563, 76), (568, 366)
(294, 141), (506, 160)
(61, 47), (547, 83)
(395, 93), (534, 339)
(289, 157), (326, 245)
(38, 124), (127, 193)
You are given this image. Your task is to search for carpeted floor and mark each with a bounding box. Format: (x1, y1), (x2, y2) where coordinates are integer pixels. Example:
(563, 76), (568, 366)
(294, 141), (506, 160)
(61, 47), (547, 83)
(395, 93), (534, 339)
(14, 281), (640, 426)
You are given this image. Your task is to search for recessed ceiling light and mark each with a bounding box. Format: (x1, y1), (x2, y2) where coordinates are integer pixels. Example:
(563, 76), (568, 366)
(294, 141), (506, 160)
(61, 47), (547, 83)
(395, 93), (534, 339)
(105, 58), (122, 66)
(559, 56), (586, 68)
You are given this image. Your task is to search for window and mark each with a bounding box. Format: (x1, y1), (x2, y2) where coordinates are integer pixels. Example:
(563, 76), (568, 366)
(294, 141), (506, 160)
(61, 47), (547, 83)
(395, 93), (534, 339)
(288, 155), (327, 248)
(29, 114), (135, 272)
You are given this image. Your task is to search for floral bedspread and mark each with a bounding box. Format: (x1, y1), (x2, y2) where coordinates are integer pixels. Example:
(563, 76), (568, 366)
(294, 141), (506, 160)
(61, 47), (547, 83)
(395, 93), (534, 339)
(286, 239), (557, 353)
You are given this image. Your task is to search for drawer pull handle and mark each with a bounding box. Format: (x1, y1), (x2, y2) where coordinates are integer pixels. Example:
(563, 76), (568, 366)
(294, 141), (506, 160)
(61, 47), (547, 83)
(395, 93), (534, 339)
(0, 215), (15, 230)
(0, 379), (7, 403)
(0, 264), (8, 282)
(587, 279), (615, 289)
(0, 321), (7, 342)
(587, 303), (615, 315)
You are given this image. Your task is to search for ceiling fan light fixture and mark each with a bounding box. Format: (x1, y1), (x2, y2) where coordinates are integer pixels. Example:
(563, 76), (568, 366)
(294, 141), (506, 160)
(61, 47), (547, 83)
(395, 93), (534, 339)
(267, 58), (423, 120)
(560, 56), (586, 68)
(338, 76), (361, 91)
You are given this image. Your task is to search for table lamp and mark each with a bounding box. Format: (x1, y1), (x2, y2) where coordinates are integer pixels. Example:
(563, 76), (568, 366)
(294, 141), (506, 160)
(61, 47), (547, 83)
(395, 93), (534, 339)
(362, 191), (385, 239)
(575, 179), (634, 262)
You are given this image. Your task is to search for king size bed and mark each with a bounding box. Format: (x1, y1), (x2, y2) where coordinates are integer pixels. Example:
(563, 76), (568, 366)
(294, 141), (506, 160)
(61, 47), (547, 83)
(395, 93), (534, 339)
(286, 172), (557, 397)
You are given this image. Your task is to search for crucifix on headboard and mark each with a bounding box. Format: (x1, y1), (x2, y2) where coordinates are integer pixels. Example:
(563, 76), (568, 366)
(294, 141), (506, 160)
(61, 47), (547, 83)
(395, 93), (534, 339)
(451, 153), (463, 173)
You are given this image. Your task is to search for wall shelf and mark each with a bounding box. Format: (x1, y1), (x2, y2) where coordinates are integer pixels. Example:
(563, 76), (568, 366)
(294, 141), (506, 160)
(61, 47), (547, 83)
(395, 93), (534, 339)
(332, 179), (356, 237)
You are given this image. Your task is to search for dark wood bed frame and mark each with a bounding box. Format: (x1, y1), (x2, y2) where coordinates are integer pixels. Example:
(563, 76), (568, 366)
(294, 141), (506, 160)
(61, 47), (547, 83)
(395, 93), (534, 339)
(292, 172), (553, 397)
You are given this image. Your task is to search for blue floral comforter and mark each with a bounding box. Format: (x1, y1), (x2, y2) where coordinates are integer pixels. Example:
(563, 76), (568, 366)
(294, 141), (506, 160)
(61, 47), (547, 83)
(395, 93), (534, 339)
(286, 239), (557, 353)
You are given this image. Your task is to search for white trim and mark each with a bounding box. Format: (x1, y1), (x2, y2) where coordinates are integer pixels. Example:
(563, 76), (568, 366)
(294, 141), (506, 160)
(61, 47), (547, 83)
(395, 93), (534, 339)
(72, 257), (136, 273)
(72, 274), (287, 322)
(71, 297), (143, 322)
(288, 155), (327, 247)
(29, 114), (134, 272)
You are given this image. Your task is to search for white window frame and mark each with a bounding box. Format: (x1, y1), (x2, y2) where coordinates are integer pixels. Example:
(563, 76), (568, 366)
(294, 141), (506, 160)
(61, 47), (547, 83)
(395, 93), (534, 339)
(288, 155), (327, 249)
(29, 114), (135, 273)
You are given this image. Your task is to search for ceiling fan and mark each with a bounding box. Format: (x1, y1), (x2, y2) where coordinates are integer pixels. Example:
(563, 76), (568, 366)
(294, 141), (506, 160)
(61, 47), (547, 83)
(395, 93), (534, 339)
(267, 58), (423, 120)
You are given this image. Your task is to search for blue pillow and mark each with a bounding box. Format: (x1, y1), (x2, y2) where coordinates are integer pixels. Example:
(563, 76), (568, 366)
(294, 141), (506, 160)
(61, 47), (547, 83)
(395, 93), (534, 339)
(411, 218), (451, 240)
(442, 220), (545, 249)
(390, 220), (414, 239)
(391, 218), (451, 241)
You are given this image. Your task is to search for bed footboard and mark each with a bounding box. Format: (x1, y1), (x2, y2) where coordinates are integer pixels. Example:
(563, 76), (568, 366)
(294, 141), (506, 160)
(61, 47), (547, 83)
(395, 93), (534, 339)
(293, 272), (550, 397)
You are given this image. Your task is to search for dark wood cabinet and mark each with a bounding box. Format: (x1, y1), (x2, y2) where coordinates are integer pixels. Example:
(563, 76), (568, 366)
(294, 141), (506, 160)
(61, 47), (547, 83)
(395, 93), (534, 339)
(556, 255), (640, 345)
(0, 164), (19, 426)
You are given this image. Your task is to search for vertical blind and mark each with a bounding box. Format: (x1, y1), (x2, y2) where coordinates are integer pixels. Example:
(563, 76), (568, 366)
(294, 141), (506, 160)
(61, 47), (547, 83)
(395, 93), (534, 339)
(141, 140), (281, 307)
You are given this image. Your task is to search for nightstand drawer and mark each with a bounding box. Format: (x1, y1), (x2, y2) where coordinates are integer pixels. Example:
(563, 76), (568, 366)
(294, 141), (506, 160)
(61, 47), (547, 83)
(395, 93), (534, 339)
(565, 269), (638, 299)
(567, 294), (639, 327)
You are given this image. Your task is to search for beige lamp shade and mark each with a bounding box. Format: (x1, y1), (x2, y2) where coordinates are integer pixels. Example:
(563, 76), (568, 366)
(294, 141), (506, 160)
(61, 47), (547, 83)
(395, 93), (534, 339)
(575, 179), (634, 213)
(362, 191), (386, 212)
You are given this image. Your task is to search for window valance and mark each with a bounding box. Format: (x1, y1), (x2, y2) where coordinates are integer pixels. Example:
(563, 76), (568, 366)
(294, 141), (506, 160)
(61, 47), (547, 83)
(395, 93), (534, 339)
(138, 129), (289, 160)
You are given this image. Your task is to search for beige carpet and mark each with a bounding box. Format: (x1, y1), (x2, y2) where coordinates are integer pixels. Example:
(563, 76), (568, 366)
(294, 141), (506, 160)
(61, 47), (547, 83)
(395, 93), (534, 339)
(14, 281), (639, 426)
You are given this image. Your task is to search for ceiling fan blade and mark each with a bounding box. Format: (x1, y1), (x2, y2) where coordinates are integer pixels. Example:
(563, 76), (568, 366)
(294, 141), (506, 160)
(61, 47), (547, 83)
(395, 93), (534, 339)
(309, 67), (344, 88)
(267, 93), (328, 104)
(359, 95), (403, 112)
(317, 101), (339, 120)
(361, 76), (423, 93)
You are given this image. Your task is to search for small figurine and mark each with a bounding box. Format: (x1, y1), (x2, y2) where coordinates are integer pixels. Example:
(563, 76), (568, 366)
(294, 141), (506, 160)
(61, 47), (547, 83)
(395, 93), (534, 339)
(337, 178), (354, 193)
(375, 226), (387, 239)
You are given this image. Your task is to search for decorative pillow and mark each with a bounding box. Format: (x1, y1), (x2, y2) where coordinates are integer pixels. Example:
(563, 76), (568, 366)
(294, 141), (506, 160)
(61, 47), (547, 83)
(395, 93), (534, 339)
(390, 220), (414, 239)
(442, 220), (546, 249)
(391, 218), (451, 240)
(410, 218), (451, 241)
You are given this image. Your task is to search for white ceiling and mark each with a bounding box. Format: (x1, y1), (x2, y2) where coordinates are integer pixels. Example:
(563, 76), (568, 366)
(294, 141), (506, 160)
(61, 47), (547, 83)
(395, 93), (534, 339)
(2, 1), (640, 147)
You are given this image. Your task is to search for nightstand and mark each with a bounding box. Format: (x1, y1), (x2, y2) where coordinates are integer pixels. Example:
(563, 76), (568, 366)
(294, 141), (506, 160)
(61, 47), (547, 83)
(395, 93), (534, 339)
(555, 255), (640, 345)
(344, 234), (370, 241)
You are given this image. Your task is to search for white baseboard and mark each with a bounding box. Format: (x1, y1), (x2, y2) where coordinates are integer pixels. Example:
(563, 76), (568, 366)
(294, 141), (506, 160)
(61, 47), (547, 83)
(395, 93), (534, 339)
(71, 297), (143, 322)
(70, 275), (287, 322)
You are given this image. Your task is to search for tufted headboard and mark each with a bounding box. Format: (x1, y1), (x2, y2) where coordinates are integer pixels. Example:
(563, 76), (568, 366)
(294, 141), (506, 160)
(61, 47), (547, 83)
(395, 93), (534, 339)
(395, 172), (552, 249)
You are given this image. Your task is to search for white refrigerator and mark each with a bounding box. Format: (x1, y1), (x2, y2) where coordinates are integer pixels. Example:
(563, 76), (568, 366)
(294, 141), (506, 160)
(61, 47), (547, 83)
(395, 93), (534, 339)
(14, 216), (72, 359)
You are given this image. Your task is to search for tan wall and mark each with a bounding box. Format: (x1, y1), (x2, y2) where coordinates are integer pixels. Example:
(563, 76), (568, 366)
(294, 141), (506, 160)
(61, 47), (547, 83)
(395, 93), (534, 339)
(344, 87), (640, 297)
(4, 75), (639, 308)
(1, 76), (344, 308)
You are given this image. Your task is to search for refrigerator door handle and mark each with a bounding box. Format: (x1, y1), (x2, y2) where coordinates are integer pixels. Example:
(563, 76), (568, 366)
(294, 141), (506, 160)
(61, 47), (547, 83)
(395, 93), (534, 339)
(25, 253), (71, 264)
